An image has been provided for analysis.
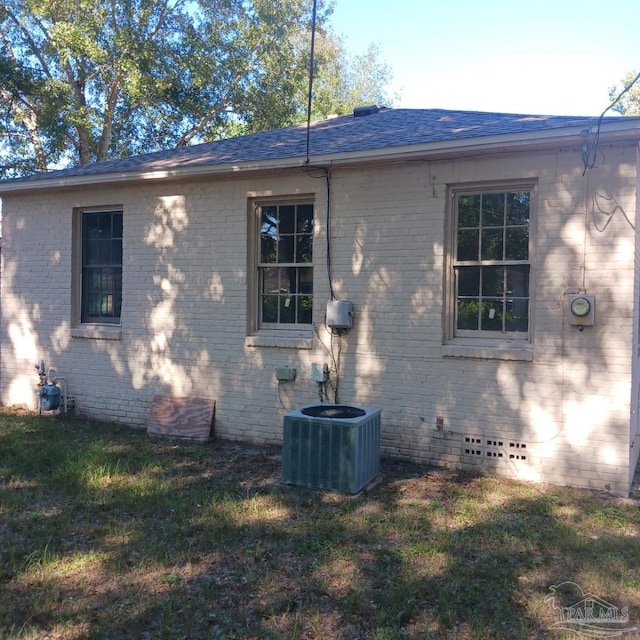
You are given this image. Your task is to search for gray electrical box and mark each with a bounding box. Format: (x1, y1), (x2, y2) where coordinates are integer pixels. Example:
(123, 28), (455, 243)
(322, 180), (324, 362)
(311, 363), (328, 382)
(275, 367), (296, 381)
(326, 300), (353, 329)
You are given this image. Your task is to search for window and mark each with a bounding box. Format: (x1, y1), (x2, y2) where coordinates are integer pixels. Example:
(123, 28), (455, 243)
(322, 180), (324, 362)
(452, 188), (531, 339)
(81, 209), (123, 324)
(257, 201), (313, 328)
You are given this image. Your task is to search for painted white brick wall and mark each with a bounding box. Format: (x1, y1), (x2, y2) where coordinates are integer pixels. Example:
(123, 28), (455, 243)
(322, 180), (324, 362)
(1, 142), (637, 494)
(630, 143), (640, 487)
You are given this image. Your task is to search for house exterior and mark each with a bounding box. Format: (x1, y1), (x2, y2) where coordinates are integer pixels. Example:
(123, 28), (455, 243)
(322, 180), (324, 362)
(2, 107), (640, 494)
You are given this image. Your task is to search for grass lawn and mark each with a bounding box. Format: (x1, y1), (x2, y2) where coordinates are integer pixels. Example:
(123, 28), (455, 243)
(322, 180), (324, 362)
(1, 409), (639, 639)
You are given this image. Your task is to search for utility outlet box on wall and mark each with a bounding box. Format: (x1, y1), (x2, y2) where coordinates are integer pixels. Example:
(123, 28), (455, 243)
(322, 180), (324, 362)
(326, 300), (353, 329)
(311, 363), (328, 382)
(275, 367), (296, 382)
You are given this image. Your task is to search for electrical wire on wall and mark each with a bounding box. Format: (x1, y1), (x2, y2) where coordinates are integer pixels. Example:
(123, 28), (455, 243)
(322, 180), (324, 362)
(577, 73), (640, 294)
(302, 164), (336, 300)
(328, 326), (344, 403)
(302, 155), (342, 400)
(312, 316), (346, 405)
(591, 191), (635, 232)
(541, 76), (640, 447)
(301, 164), (345, 403)
(302, 0), (337, 300)
(581, 170), (589, 292)
(582, 70), (640, 175)
(277, 380), (292, 411)
(302, 0), (348, 403)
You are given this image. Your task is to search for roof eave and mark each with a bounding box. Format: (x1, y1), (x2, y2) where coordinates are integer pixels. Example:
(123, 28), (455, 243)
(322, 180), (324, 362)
(1, 121), (638, 195)
(316, 121), (640, 166)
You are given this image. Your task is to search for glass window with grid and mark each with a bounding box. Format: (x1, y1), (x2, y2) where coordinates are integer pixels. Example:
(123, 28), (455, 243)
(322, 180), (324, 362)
(258, 203), (313, 327)
(454, 189), (530, 337)
(81, 210), (123, 323)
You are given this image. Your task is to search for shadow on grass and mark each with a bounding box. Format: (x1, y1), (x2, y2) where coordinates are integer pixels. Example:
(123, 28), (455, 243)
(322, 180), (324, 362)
(1, 412), (639, 639)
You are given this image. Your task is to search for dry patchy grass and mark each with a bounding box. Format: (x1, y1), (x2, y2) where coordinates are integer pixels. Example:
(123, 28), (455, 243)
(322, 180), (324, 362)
(1, 410), (639, 639)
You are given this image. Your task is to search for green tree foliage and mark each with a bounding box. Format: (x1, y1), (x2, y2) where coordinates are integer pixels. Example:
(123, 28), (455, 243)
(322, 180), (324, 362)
(308, 36), (394, 121)
(0, 0), (394, 178)
(609, 70), (640, 116)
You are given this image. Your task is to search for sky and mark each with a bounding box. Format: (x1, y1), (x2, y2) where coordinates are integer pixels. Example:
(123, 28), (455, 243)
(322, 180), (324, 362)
(328, 0), (640, 117)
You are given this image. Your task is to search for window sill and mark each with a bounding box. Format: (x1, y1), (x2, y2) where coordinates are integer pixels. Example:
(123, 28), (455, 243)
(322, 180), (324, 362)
(71, 325), (122, 340)
(442, 340), (532, 361)
(245, 331), (313, 349)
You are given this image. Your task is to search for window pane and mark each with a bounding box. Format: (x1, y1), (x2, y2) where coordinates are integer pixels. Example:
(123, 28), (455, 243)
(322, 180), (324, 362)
(457, 267), (480, 296)
(299, 267), (313, 294)
(87, 269), (101, 292)
(102, 270), (114, 291)
(278, 234), (294, 263)
(458, 195), (480, 226)
(97, 240), (111, 264)
(88, 293), (101, 317)
(505, 227), (529, 260)
(297, 295), (313, 324)
(85, 215), (101, 240)
(506, 265), (530, 297)
(278, 206), (295, 234)
(506, 299), (529, 332)
(507, 192), (530, 225)
(113, 292), (122, 318)
(112, 239), (123, 265)
(85, 240), (98, 266)
(101, 293), (113, 316)
(98, 214), (111, 234)
(297, 204), (313, 233)
(457, 229), (479, 261)
(279, 296), (294, 323)
(482, 193), (505, 226)
(481, 300), (503, 331)
(282, 267), (296, 293)
(457, 299), (480, 330)
(481, 228), (503, 261)
(482, 266), (504, 296)
(260, 233), (277, 263)
(262, 295), (278, 323)
(262, 267), (279, 294)
(296, 234), (313, 263)
(260, 206), (278, 263)
(112, 212), (123, 239)
(260, 206), (277, 235)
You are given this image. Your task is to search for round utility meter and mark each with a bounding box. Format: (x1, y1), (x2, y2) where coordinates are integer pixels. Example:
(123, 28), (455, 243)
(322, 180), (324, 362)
(570, 296), (591, 317)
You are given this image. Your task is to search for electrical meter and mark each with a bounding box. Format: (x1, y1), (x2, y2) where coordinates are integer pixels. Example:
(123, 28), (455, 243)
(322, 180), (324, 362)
(568, 294), (595, 327)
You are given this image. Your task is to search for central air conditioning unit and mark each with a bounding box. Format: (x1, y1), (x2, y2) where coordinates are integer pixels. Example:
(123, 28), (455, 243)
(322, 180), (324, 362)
(282, 403), (381, 494)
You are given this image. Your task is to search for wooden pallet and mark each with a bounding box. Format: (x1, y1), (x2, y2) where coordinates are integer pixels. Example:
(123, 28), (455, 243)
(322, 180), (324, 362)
(147, 396), (216, 443)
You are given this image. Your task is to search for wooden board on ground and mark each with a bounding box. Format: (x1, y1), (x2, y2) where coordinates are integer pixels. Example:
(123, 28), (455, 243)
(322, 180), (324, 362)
(147, 396), (216, 442)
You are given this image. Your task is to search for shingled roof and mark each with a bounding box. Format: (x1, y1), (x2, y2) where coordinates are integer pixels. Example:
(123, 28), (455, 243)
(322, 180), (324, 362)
(3, 107), (640, 189)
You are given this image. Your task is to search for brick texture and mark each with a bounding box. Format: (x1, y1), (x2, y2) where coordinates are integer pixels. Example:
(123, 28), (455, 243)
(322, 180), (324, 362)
(1, 143), (637, 494)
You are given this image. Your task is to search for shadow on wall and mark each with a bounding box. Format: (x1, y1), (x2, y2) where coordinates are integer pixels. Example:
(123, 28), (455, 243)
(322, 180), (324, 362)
(0, 152), (637, 492)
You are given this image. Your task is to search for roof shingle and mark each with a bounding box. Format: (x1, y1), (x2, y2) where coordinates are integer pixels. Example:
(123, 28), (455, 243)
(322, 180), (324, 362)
(3, 107), (637, 185)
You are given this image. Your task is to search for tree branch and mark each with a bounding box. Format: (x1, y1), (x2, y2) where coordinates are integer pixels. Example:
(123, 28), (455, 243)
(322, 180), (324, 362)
(4, 9), (55, 80)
